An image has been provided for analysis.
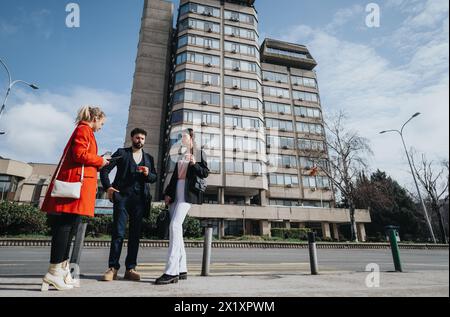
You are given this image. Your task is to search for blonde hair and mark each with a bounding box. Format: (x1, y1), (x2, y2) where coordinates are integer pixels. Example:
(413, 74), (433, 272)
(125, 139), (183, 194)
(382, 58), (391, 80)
(75, 106), (106, 124)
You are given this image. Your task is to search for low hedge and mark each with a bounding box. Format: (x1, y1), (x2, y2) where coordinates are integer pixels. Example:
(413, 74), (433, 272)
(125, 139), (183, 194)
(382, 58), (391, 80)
(0, 201), (202, 239)
(271, 228), (311, 240)
(0, 201), (49, 236)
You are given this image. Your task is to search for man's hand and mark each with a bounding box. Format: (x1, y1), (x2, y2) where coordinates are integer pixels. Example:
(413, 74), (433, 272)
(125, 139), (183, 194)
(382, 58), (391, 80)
(107, 187), (120, 202)
(164, 195), (172, 206)
(140, 166), (149, 177)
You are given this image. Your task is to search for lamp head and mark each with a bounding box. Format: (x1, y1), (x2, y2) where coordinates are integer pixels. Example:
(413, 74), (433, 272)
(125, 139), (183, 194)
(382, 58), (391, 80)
(29, 84), (39, 90)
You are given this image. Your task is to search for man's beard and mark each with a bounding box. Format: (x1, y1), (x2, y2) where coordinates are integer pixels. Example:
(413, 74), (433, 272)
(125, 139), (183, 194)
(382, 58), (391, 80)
(133, 142), (144, 149)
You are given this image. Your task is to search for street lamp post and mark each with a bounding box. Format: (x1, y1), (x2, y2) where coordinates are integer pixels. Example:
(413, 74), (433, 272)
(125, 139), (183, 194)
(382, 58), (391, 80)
(0, 58), (39, 134)
(380, 113), (437, 244)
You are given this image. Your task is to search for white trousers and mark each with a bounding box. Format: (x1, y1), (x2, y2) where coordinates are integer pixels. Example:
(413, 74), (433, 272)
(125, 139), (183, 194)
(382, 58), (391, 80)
(165, 179), (191, 276)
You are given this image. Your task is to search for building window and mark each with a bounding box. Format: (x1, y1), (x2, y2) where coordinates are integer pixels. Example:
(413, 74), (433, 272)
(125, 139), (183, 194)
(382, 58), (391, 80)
(175, 70), (220, 86)
(225, 95), (263, 112)
(299, 157), (329, 171)
(292, 90), (319, 103)
(296, 122), (324, 135)
(224, 25), (257, 41)
(294, 106), (321, 118)
(224, 76), (260, 92)
(266, 47), (310, 60)
(206, 156), (221, 173)
(269, 200), (301, 207)
(179, 18), (221, 33)
(178, 34), (220, 50)
(268, 154), (298, 168)
(291, 76), (317, 88)
(171, 109), (220, 127)
(224, 41), (258, 57)
(268, 173), (299, 186)
(302, 176), (331, 189)
(264, 102), (292, 115)
(176, 52), (220, 67)
(298, 139), (326, 152)
(263, 86), (290, 99)
(266, 135), (295, 150)
(201, 133), (221, 150)
(173, 89), (220, 106)
(225, 115), (262, 130)
(262, 71), (288, 84)
(180, 3), (221, 18)
(0, 175), (19, 200)
(225, 159), (263, 175)
(224, 10), (256, 26)
(225, 135), (263, 153)
(224, 58), (260, 74)
(266, 118), (294, 132)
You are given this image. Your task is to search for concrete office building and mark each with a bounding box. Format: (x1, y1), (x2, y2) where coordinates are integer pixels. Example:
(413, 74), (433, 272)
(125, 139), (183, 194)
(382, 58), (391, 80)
(125, 0), (371, 240)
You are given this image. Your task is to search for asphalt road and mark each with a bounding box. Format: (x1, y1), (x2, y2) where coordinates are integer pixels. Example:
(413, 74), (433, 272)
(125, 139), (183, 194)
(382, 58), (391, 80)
(0, 247), (448, 277)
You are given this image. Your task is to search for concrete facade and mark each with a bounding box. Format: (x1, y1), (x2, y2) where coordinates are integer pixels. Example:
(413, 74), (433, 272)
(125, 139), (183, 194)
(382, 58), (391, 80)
(124, 0), (175, 199)
(122, 0), (371, 240)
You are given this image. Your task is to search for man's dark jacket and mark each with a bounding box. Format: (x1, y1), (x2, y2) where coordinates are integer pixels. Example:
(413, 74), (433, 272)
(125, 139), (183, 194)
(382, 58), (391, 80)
(100, 147), (157, 208)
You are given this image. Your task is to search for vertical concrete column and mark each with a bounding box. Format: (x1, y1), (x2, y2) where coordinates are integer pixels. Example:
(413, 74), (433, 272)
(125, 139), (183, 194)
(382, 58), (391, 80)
(259, 190), (268, 206)
(260, 220), (271, 237)
(357, 223), (367, 242)
(331, 223), (340, 241)
(284, 221), (291, 229)
(298, 223), (306, 229)
(218, 188), (225, 205)
(321, 222), (331, 239)
(245, 196), (251, 206)
(219, 219), (225, 239)
(260, 220), (272, 237)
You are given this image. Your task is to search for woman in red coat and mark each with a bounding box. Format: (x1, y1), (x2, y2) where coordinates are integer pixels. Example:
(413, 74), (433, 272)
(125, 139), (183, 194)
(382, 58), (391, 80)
(40, 106), (109, 291)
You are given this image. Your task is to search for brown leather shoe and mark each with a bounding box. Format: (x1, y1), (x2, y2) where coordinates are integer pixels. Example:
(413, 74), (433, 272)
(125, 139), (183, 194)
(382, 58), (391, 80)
(102, 268), (118, 282)
(124, 269), (141, 281)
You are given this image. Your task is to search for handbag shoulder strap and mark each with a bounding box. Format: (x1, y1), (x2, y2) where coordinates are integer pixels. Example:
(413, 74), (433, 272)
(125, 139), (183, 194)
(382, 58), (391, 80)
(54, 125), (90, 182)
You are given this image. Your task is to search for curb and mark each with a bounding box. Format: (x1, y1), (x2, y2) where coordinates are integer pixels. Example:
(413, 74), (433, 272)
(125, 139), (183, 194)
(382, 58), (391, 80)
(0, 239), (448, 250)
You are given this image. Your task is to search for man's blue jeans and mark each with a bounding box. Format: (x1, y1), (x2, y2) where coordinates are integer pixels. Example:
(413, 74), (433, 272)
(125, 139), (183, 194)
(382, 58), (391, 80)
(108, 191), (146, 270)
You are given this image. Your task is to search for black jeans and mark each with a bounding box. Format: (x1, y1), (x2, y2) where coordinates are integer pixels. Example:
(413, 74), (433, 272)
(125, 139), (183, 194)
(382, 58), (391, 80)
(49, 213), (81, 264)
(108, 191), (146, 270)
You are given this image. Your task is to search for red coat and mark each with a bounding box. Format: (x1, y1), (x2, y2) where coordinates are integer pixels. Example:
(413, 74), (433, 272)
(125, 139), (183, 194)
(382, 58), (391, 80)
(41, 121), (104, 217)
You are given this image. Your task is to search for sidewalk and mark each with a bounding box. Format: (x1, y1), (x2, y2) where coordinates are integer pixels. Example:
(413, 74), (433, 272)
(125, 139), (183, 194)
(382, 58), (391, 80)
(0, 270), (448, 297)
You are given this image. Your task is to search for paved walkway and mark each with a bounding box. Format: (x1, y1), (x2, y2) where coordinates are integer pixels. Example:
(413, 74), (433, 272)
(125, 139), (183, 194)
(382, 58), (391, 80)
(0, 270), (448, 297)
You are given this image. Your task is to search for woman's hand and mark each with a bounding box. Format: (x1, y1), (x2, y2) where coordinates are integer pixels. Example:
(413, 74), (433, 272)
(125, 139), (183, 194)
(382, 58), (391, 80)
(164, 195), (172, 206)
(100, 157), (110, 169)
(189, 155), (196, 166)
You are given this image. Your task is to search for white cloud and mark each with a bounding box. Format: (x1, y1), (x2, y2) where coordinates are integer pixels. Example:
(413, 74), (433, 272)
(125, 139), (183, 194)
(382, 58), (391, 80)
(325, 4), (365, 33)
(276, 1), (449, 188)
(0, 87), (130, 163)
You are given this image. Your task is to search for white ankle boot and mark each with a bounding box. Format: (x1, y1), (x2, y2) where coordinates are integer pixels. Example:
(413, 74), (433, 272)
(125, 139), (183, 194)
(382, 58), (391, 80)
(62, 260), (80, 288)
(41, 262), (74, 291)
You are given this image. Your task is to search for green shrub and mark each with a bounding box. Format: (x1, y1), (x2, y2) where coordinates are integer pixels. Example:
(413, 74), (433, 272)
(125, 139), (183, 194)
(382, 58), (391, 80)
(0, 201), (49, 235)
(271, 228), (311, 240)
(84, 215), (113, 238)
(183, 216), (202, 238)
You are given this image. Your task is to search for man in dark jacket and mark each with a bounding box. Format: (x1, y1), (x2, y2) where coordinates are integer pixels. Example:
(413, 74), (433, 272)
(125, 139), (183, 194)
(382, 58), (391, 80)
(100, 128), (157, 282)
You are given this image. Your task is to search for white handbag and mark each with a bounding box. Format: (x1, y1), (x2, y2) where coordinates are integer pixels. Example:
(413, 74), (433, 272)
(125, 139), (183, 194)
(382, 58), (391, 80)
(50, 141), (89, 199)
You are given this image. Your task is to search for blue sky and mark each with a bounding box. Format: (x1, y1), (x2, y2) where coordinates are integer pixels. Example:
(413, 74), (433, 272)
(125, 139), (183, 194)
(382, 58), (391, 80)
(0, 0), (448, 189)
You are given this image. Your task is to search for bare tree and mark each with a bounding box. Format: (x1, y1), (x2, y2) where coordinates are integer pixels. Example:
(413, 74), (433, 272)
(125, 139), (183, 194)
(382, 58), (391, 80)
(411, 153), (449, 244)
(309, 111), (373, 242)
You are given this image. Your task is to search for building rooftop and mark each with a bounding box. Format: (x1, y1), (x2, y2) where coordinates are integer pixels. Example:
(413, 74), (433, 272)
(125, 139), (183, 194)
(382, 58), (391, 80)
(260, 38), (317, 70)
(225, 0), (255, 7)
